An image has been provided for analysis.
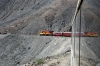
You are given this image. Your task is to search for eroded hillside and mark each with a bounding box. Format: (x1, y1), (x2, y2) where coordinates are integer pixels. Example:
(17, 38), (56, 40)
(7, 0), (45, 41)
(0, 0), (77, 66)
(0, 0), (77, 34)
(0, 0), (100, 66)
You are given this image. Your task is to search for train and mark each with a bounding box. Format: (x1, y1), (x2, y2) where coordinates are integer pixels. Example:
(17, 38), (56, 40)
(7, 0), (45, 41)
(40, 30), (98, 37)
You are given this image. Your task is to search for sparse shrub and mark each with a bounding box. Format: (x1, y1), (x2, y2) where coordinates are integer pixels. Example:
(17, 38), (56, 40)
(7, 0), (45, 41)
(36, 59), (45, 65)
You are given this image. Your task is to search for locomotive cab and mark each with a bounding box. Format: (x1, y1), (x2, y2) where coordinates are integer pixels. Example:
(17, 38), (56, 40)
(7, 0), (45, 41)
(85, 32), (98, 37)
(40, 30), (53, 36)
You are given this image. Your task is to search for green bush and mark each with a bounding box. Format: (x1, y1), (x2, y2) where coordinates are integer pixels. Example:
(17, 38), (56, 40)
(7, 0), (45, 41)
(36, 59), (45, 64)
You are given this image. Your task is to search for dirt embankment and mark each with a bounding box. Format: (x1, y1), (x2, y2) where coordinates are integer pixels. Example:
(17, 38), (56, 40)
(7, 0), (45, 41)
(0, 34), (71, 66)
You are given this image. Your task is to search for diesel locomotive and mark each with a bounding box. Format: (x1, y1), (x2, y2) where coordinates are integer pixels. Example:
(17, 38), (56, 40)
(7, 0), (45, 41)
(40, 30), (98, 37)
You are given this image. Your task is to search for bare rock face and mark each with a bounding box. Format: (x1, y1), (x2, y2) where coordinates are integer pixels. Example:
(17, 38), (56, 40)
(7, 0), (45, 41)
(0, 0), (100, 66)
(0, 1), (77, 66)
(0, 0), (78, 34)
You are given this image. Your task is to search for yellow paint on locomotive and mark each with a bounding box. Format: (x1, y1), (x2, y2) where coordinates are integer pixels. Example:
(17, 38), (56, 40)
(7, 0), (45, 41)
(86, 32), (98, 37)
(40, 30), (52, 36)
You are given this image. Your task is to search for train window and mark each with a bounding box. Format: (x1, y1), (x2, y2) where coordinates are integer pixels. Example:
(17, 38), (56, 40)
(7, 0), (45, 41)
(71, 0), (100, 66)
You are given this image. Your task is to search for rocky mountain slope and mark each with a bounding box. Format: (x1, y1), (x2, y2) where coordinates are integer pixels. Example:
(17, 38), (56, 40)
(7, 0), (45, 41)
(0, 34), (71, 66)
(0, 0), (77, 34)
(0, 0), (77, 66)
(0, 0), (100, 66)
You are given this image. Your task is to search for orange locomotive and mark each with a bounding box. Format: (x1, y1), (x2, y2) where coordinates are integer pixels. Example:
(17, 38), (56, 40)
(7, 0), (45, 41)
(40, 30), (98, 37)
(85, 32), (98, 37)
(40, 30), (53, 36)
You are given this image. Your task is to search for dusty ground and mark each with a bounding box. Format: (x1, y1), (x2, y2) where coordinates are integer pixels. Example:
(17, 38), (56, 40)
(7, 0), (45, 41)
(0, 34), (71, 66)
(20, 51), (71, 66)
